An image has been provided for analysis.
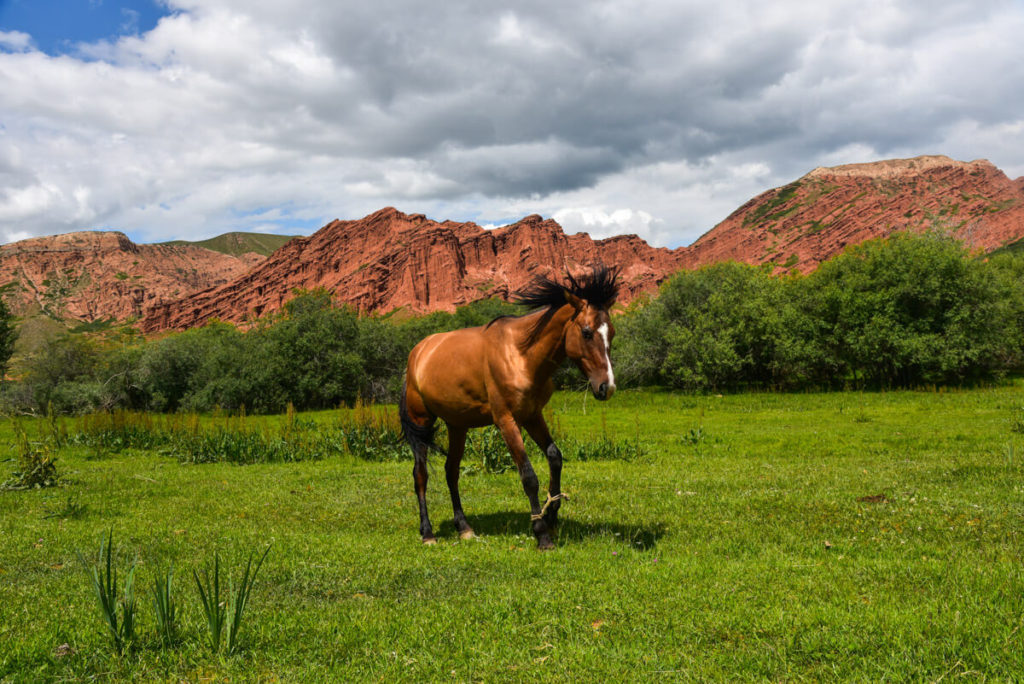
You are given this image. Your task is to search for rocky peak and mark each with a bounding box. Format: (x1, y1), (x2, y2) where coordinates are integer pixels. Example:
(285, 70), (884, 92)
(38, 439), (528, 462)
(2, 230), (140, 255)
(804, 155), (993, 180)
(690, 154), (1024, 271)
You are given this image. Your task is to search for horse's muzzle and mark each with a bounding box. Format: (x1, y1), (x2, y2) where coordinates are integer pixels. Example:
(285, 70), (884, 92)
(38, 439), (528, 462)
(593, 381), (614, 401)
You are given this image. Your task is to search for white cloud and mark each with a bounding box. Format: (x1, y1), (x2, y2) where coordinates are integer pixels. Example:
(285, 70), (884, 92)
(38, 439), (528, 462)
(0, 30), (33, 52)
(1, 0), (1023, 246)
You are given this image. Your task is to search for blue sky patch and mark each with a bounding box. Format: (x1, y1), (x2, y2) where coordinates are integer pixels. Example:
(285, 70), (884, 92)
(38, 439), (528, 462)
(0, 0), (171, 55)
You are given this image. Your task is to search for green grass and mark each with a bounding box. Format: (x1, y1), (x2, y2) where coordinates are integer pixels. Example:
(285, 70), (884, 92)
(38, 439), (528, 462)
(162, 232), (301, 257)
(2, 386), (1023, 680)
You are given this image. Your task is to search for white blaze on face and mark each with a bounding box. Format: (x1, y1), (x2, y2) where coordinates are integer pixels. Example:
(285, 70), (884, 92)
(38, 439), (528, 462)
(597, 323), (615, 392)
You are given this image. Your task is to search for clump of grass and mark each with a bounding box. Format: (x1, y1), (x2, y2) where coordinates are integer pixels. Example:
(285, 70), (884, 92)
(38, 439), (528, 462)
(553, 412), (647, 462)
(194, 552), (227, 652)
(71, 410), (167, 452)
(152, 565), (177, 647)
(1010, 406), (1024, 434)
(2, 424), (59, 491)
(227, 546), (271, 654)
(43, 493), (87, 520)
(562, 433), (646, 461)
(70, 406), (407, 464)
(194, 546), (271, 654)
(680, 424), (706, 446)
(463, 426), (513, 475)
(77, 529), (136, 655)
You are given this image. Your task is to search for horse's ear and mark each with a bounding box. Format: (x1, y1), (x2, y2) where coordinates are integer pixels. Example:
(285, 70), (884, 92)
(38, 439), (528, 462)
(563, 289), (584, 313)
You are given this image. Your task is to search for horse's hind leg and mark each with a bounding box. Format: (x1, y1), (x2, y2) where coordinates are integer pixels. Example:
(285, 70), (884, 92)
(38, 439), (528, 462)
(413, 445), (435, 544)
(445, 425), (475, 540)
(400, 383), (436, 544)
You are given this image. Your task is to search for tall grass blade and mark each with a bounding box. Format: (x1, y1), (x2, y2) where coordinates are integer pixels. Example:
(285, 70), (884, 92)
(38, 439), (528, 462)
(193, 552), (226, 652)
(77, 529), (135, 654)
(121, 564), (136, 650)
(226, 545), (271, 654)
(152, 565), (177, 647)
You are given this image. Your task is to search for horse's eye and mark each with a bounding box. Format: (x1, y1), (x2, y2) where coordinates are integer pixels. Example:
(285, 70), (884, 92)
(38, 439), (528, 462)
(582, 327), (593, 340)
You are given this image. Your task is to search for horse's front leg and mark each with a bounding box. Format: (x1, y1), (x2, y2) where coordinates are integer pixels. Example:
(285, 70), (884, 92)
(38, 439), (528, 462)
(493, 412), (555, 550)
(523, 415), (564, 530)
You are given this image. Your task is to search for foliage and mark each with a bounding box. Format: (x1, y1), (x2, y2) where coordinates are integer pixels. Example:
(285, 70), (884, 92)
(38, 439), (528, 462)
(2, 423), (59, 490)
(76, 529), (136, 655)
(6, 232), (1024, 414)
(152, 566), (177, 647)
(462, 425), (513, 474)
(193, 553), (227, 653)
(194, 547), (270, 654)
(226, 546), (271, 654)
(804, 231), (1013, 387)
(614, 231), (1024, 391)
(42, 493), (87, 520)
(0, 297), (17, 385)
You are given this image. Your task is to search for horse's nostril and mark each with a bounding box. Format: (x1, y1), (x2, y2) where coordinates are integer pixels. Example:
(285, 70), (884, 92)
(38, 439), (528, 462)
(598, 382), (608, 398)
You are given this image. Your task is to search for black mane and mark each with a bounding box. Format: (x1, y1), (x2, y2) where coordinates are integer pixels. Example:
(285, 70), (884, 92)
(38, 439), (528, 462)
(512, 264), (620, 311)
(486, 264), (620, 348)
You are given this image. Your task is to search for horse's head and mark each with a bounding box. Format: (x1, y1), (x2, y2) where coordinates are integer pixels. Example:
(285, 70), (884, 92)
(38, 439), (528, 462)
(564, 292), (616, 400)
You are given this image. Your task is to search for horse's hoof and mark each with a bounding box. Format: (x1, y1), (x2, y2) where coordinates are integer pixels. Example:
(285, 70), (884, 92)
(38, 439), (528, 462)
(422, 537), (437, 545)
(537, 538), (555, 551)
(459, 529), (476, 540)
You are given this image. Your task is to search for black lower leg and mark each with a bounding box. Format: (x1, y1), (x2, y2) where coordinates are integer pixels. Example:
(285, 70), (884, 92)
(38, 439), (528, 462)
(445, 456), (473, 537)
(543, 442), (564, 528)
(519, 460), (553, 549)
(413, 449), (434, 543)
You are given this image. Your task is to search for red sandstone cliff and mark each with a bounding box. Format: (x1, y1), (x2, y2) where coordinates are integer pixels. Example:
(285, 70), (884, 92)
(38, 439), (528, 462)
(688, 155), (1024, 271)
(141, 209), (686, 331)
(0, 231), (263, 321)
(6, 155), (1024, 332)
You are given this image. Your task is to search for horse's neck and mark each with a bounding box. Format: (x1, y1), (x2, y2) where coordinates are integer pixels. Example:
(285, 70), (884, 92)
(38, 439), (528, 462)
(519, 305), (573, 381)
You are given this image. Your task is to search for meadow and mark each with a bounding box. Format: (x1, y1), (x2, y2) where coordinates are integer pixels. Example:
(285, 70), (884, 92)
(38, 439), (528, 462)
(1, 385), (1023, 681)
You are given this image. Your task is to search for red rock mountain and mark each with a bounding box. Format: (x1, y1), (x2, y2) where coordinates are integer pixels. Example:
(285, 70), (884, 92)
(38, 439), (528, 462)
(3, 155), (1022, 331)
(141, 210), (686, 331)
(0, 231), (263, 321)
(687, 155), (1024, 271)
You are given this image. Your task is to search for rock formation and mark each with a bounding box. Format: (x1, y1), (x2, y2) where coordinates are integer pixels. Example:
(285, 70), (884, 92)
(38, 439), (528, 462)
(687, 155), (1024, 271)
(141, 209), (686, 331)
(3, 155), (1022, 332)
(0, 231), (263, 322)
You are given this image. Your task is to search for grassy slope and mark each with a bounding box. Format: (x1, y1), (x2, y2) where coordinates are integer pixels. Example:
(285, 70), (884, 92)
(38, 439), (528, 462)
(1, 387), (1023, 680)
(161, 232), (300, 257)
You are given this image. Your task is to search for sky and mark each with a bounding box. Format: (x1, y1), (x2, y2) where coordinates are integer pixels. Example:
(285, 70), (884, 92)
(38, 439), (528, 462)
(1, 1), (1023, 248)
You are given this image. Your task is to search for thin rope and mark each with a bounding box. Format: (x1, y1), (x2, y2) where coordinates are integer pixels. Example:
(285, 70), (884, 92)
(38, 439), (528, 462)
(531, 491), (569, 521)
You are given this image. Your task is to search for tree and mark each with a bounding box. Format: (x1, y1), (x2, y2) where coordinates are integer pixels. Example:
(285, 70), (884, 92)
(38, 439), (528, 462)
(0, 299), (16, 386)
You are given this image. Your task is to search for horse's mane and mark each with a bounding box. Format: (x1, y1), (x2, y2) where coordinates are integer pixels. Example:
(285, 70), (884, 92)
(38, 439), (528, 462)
(486, 264), (620, 349)
(512, 263), (620, 311)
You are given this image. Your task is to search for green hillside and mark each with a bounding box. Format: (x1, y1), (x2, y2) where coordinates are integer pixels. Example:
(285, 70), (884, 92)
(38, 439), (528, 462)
(162, 231), (301, 257)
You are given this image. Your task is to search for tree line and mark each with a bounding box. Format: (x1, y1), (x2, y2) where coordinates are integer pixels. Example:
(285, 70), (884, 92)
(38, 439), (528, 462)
(3, 230), (1023, 415)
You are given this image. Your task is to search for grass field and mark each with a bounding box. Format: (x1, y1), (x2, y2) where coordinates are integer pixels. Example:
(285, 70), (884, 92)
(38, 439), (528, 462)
(2, 386), (1023, 681)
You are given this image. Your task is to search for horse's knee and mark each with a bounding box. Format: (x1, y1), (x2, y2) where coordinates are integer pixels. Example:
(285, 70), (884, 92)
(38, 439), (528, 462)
(545, 443), (563, 469)
(519, 461), (539, 493)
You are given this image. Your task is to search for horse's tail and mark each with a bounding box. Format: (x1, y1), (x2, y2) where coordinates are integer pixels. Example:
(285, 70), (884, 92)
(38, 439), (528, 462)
(399, 382), (446, 457)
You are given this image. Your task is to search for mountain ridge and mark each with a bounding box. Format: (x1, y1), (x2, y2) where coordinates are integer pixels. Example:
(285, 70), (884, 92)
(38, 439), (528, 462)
(3, 155), (1023, 331)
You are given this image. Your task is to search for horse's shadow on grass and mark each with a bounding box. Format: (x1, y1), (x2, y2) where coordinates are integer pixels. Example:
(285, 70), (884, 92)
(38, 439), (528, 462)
(438, 512), (666, 551)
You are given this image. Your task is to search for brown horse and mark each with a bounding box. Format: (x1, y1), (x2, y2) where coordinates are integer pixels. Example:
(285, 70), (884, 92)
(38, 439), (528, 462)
(399, 265), (619, 549)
